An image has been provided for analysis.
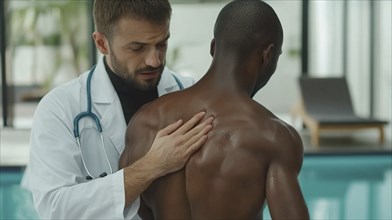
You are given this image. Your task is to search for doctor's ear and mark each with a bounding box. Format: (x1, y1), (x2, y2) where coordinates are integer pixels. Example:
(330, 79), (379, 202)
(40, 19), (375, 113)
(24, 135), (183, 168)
(93, 32), (110, 55)
(210, 39), (216, 57)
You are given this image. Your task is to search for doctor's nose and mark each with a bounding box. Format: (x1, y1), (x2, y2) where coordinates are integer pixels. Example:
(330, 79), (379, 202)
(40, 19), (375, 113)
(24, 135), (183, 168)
(145, 49), (162, 68)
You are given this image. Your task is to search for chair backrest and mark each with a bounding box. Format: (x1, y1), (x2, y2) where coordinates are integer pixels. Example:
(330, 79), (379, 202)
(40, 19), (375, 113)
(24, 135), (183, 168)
(299, 77), (355, 116)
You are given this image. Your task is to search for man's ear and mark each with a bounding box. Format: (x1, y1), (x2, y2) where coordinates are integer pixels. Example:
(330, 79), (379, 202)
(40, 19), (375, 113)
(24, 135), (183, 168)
(262, 43), (275, 64)
(92, 31), (110, 55)
(210, 39), (216, 57)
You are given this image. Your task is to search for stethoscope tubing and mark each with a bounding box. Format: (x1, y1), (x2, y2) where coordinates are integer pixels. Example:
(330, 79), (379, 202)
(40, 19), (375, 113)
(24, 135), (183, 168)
(73, 65), (102, 138)
(73, 66), (183, 179)
(73, 65), (111, 179)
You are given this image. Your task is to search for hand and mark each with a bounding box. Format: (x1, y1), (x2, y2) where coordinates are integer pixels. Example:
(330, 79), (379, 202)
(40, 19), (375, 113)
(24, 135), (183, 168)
(145, 111), (214, 178)
(122, 112), (213, 207)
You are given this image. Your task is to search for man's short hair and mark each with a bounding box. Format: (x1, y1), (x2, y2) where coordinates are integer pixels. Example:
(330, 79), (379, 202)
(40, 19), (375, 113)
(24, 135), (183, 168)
(93, 0), (172, 42)
(214, 0), (283, 54)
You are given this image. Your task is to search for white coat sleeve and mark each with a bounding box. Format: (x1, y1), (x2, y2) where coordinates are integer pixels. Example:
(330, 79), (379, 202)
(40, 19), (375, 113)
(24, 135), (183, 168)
(21, 93), (139, 219)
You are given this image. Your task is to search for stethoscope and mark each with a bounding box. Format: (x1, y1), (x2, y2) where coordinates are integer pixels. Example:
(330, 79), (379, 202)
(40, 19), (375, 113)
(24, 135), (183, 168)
(73, 65), (184, 180)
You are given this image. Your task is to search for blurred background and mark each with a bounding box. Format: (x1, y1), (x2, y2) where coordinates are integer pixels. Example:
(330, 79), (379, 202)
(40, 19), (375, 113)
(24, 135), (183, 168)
(0, 0), (391, 219)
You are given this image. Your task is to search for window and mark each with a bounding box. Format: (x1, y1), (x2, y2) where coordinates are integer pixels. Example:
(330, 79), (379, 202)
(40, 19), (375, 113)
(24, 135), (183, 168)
(2, 0), (91, 128)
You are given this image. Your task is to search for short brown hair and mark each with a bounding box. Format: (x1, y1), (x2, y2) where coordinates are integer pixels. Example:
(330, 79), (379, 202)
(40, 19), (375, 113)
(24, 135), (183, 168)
(93, 0), (172, 41)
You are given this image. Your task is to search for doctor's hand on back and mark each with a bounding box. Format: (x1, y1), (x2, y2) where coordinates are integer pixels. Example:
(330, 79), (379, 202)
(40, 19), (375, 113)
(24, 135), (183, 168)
(21, 0), (213, 219)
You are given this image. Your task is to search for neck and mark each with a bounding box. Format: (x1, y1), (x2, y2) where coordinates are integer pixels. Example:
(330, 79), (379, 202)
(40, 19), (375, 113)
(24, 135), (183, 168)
(197, 54), (260, 97)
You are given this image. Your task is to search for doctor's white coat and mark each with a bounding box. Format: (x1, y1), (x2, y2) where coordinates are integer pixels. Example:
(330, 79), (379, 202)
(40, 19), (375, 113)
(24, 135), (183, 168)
(22, 57), (194, 219)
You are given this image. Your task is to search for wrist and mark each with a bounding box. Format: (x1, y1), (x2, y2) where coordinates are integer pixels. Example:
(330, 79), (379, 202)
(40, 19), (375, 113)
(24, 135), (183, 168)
(133, 154), (162, 181)
(122, 156), (160, 207)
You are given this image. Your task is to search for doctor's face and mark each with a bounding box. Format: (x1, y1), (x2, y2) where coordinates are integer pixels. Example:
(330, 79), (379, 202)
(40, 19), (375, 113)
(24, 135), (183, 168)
(105, 17), (169, 91)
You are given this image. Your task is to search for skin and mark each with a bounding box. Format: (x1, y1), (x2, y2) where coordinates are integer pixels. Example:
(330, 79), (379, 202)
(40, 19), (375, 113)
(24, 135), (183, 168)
(119, 2), (309, 218)
(92, 17), (213, 208)
(120, 46), (309, 219)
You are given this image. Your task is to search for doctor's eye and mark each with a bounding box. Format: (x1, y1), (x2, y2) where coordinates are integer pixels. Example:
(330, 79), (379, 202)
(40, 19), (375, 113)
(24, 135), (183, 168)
(130, 46), (144, 52)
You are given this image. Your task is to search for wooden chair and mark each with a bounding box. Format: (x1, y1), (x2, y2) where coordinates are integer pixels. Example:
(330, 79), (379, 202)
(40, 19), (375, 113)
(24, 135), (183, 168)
(292, 77), (388, 148)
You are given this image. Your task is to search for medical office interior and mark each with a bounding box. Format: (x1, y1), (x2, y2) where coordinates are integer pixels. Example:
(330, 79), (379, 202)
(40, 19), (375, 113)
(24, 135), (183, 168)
(0, 0), (391, 219)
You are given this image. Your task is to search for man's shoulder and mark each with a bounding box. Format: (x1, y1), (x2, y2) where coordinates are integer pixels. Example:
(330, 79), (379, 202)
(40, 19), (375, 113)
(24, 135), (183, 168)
(260, 116), (303, 160)
(237, 104), (302, 153)
(248, 101), (297, 135)
(127, 100), (162, 130)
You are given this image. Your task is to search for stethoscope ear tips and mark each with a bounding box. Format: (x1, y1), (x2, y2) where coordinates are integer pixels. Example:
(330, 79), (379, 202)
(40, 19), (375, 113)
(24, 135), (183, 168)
(86, 176), (93, 180)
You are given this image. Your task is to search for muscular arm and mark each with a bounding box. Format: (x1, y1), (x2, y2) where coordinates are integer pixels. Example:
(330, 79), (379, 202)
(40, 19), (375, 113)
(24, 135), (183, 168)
(119, 111), (213, 208)
(266, 124), (309, 219)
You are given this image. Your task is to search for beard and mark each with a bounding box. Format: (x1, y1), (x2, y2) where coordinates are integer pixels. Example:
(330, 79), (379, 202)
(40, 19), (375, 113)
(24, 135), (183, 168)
(109, 48), (164, 91)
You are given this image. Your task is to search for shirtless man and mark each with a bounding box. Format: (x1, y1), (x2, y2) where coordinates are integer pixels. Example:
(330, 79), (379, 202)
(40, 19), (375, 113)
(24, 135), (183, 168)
(119, 0), (309, 219)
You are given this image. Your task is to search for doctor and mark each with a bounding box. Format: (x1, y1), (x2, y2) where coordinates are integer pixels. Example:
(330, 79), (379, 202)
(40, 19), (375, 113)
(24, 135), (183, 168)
(22, 0), (213, 219)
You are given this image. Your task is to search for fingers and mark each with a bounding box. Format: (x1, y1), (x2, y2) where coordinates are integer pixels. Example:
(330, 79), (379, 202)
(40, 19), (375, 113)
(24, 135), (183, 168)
(145, 112), (214, 177)
(183, 121), (212, 153)
(171, 111), (206, 136)
(185, 134), (208, 156)
(180, 117), (213, 160)
(156, 119), (183, 137)
(156, 111), (207, 138)
(182, 116), (214, 142)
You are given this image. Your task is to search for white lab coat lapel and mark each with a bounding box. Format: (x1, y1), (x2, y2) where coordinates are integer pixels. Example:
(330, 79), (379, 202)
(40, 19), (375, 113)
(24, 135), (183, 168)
(88, 58), (126, 157)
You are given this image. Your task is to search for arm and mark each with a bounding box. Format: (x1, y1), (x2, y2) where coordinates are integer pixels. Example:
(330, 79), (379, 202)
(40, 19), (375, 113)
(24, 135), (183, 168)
(24, 98), (131, 219)
(25, 96), (211, 219)
(119, 111), (214, 207)
(266, 125), (309, 219)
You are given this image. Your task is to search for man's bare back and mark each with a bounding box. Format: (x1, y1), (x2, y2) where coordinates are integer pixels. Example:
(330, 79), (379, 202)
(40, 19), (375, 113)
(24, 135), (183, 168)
(120, 1), (309, 219)
(120, 89), (307, 219)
